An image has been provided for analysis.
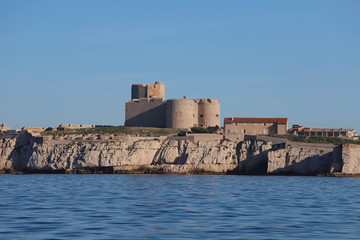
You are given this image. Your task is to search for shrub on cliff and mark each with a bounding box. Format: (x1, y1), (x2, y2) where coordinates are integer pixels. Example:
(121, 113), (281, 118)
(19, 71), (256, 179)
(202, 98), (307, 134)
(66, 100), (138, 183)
(190, 127), (213, 134)
(41, 126), (182, 137)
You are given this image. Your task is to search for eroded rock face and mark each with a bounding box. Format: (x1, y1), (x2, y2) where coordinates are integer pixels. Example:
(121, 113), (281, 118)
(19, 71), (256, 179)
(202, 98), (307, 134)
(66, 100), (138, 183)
(0, 133), (35, 171)
(1, 133), (360, 175)
(341, 144), (360, 174)
(237, 141), (275, 174)
(28, 137), (162, 171)
(267, 145), (335, 175)
(0, 134), (238, 174)
(152, 139), (238, 173)
(0, 138), (17, 169)
(1, 136), (161, 172)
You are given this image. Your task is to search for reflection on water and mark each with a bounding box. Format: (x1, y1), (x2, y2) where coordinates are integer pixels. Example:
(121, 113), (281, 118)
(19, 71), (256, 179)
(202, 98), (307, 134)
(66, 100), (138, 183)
(0, 175), (360, 239)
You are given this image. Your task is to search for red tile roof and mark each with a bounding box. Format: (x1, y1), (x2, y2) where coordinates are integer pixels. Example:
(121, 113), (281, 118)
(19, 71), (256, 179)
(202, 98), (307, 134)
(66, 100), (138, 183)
(224, 117), (288, 124)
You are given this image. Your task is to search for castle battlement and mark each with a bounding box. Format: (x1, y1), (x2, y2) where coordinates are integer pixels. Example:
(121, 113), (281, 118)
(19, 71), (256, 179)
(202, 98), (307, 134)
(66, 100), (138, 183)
(131, 81), (165, 100)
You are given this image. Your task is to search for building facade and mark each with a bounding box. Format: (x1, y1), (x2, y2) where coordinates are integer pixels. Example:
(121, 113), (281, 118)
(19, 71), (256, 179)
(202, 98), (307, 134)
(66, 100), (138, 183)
(224, 118), (288, 140)
(288, 124), (358, 140)
(125, 82), (220, 129)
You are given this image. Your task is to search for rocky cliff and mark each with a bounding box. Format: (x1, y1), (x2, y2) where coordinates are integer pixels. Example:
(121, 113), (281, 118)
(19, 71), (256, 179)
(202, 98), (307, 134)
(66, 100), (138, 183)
(0, 134), (238, 174)
(1, 133), (359, 175)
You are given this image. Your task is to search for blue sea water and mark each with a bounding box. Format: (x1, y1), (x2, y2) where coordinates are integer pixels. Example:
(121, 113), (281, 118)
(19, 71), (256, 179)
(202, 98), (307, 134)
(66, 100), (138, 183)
(0, 175), (359, 239)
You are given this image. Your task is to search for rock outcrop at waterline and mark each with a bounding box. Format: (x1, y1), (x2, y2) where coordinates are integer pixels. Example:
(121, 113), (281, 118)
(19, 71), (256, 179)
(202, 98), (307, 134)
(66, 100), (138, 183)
(1, 133), (360, 175)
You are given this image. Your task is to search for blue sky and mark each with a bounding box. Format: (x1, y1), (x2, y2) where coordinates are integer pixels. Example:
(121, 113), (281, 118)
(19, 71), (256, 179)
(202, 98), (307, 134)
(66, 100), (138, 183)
(1, 0), (359, 131)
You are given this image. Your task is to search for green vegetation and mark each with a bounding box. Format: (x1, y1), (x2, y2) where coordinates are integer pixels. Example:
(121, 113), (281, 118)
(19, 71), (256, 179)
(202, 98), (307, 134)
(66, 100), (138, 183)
(268, 134), (360, 145)
(190, 127), (214, 134)
(41, 126), (183, 137)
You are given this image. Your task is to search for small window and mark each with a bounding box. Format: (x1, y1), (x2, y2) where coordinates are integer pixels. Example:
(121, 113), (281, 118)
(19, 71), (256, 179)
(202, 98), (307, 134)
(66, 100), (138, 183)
(254, 123), (256, 126)
(262, 123), (265, 126)
(200, 114), (204, 118)
(263, 129), (266, 134)
(216, 114), (219, 117)
(242, 129), (245, 133)
(254, 130), (256, 134)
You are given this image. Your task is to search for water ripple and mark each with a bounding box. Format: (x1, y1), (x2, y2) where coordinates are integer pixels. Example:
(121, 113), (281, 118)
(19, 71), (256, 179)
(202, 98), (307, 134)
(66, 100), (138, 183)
(0, 175), (360, 239)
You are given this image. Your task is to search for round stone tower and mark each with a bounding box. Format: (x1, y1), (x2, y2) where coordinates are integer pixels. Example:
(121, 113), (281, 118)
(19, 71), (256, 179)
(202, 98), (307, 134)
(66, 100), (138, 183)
(198, 99), (220, 127)
(166, 99), (195, 129)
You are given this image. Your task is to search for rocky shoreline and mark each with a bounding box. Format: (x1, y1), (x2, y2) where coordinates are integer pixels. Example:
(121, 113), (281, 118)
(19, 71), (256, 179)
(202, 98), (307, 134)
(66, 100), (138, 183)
(1, 132), (360, 176)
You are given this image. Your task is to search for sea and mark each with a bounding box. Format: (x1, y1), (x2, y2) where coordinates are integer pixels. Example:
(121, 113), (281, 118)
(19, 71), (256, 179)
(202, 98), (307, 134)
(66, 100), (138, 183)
(0, 175), (359, 239)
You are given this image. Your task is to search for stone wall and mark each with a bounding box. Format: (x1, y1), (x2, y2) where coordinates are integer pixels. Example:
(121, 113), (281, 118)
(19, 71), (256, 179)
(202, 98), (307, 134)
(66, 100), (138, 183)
(131, 81), (165, 100)
(147, 81), (165, 99)
(277, 123), (288, 135)
(131, 84), (147, 99)
(58, 124), (95, 129)
(0, 129), (23, 138)
(125, 98), (167, 128)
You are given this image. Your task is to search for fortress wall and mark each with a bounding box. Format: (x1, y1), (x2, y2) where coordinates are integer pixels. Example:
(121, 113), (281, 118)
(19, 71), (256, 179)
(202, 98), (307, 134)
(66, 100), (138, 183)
(198, 99), (220, 127)
(125, 99), (166, 128)
(187, 134), (223, 143)
(131, 84), (147, 99)
(192, 100), (199, 127)
(80, 125), (95, 128)
(166, 99), (195, 129)
(22, 127), (44, 131)
(58, 124), (94, 129)
(147, 81), (165, 99)
(131, 82), (165, 100)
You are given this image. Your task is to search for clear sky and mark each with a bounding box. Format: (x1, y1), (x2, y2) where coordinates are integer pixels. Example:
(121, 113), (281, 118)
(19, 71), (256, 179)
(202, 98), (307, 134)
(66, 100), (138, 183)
(1, 0), (359, 131)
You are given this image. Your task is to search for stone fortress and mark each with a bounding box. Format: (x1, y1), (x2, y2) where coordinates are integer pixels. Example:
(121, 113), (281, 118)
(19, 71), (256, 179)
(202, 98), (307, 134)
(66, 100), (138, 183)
(125, 81), (220, 129)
